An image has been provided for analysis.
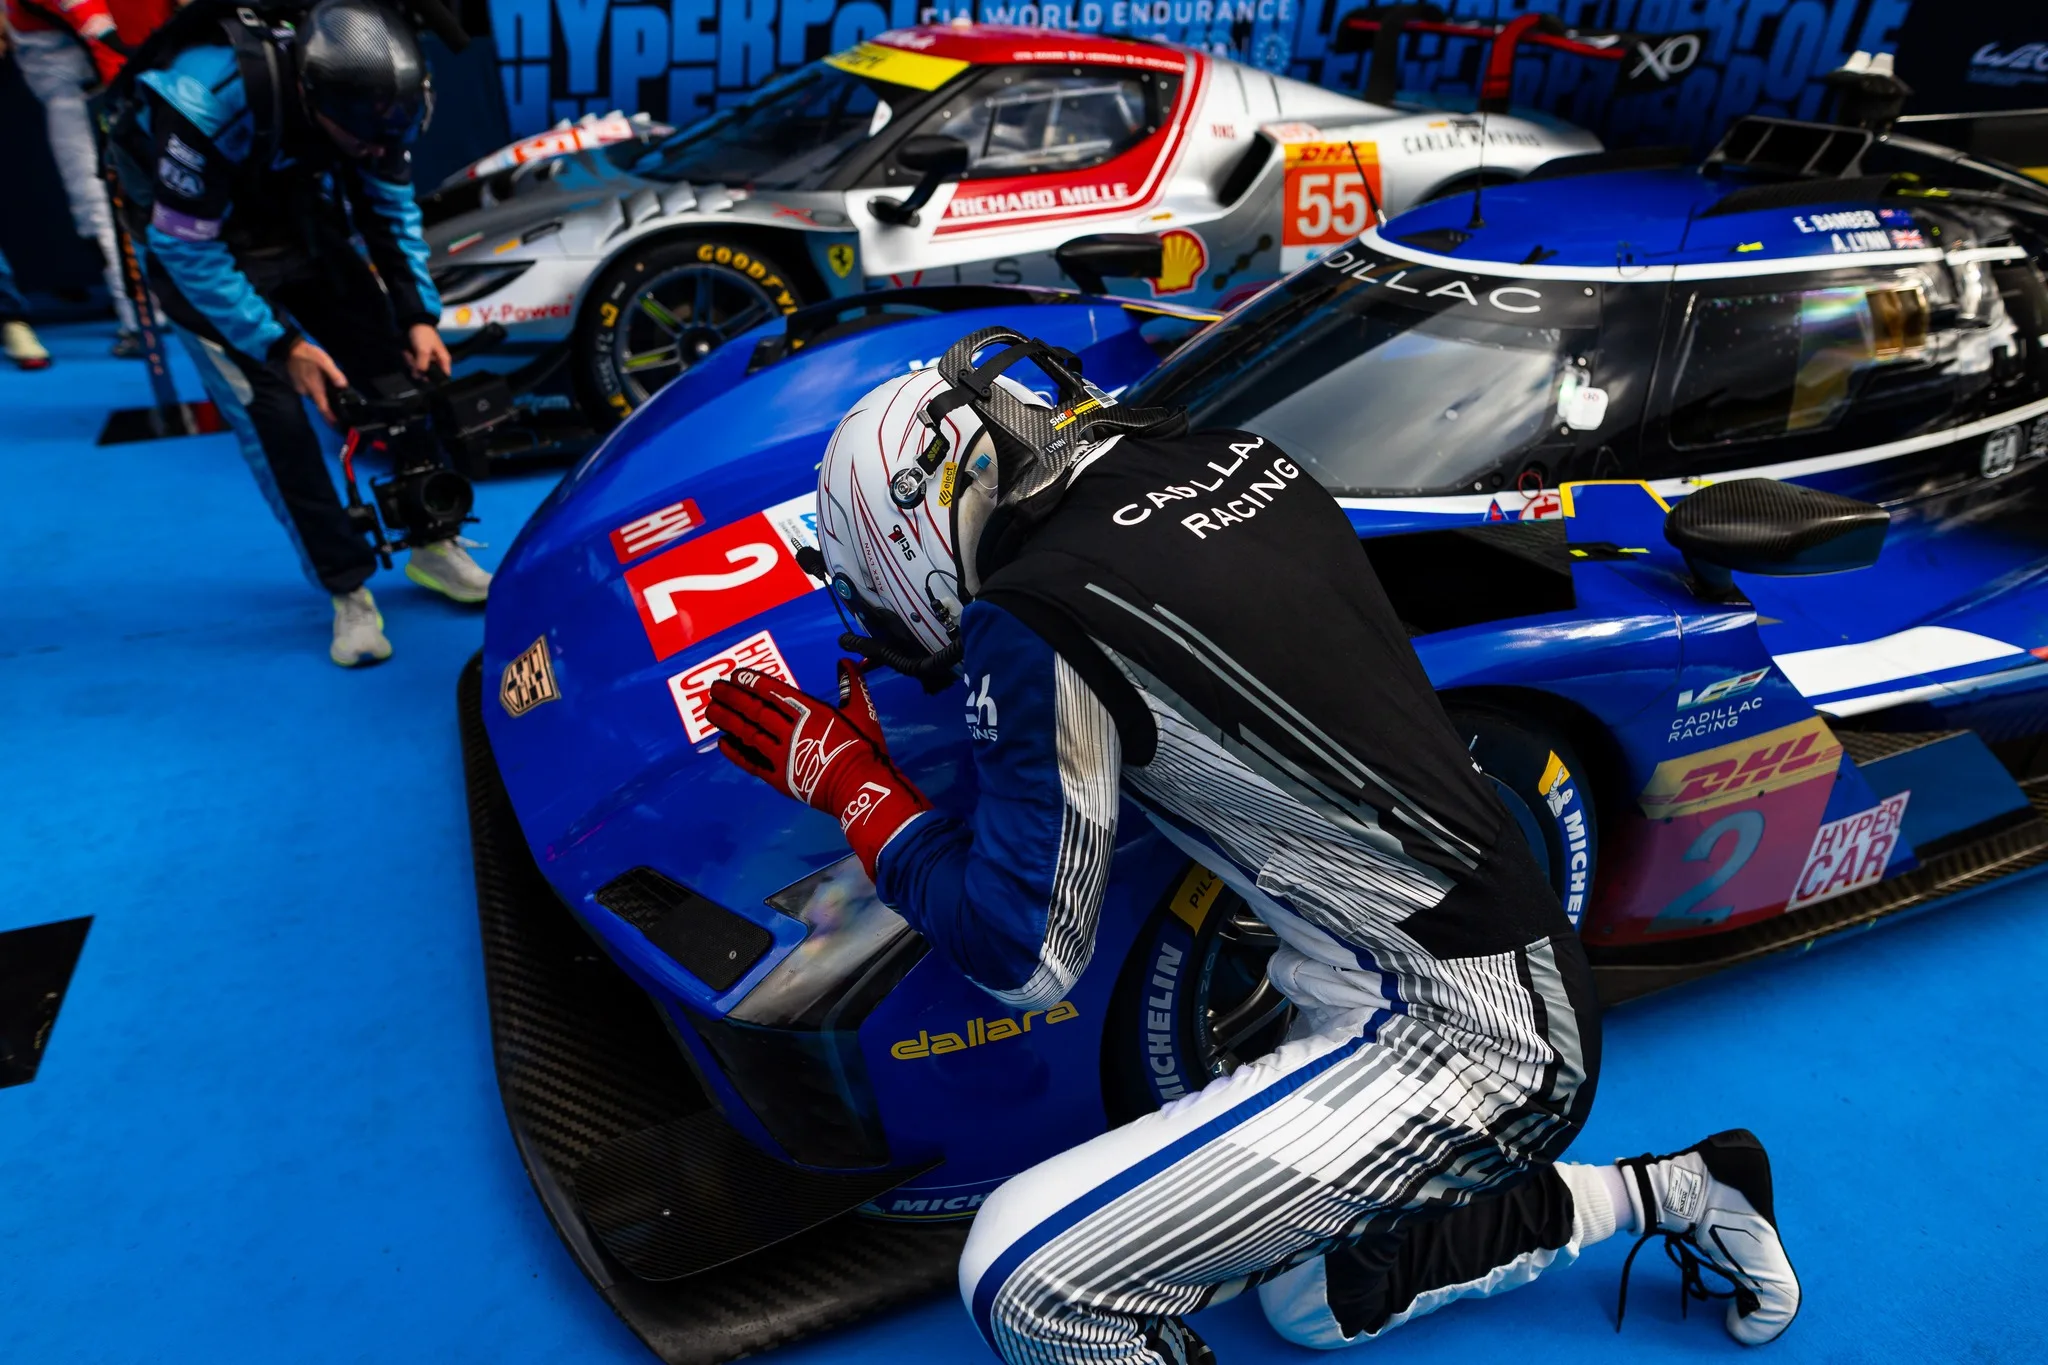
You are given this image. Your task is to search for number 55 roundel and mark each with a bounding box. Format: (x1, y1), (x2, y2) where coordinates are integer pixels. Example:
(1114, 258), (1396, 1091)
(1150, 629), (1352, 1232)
(625, 496), (823, 660)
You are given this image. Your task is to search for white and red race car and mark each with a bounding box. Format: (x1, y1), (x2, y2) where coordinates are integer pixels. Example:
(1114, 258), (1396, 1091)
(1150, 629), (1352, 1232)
(421, 21), (1605, 426)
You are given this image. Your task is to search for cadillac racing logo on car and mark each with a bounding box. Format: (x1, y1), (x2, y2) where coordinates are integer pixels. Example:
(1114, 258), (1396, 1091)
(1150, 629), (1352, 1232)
(500, 637), (560, 717)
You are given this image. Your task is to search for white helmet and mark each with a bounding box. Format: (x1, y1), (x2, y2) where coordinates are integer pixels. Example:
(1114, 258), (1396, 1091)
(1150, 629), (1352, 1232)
(816, 366), (1014, 662)
(818, 327), (1181, 682)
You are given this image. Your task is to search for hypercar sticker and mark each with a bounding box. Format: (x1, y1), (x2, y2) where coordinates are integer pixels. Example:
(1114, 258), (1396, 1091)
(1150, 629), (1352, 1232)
(667, 628), (794, 743)
(1638, 717), (1841, 819)
(628, 496), (822, 661)
(1789, 792), (1910, 908)
(823, 40), (970, 91)
(889, 1001), (1078, 1058)
(1281, 141), (1382, 271)
(500, 637), (559, 717)
(611, 498), (704, 563)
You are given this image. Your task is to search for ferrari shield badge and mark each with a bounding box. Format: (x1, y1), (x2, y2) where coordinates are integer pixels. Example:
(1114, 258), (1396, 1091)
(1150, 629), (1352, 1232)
(827, 244), (856, 278)
(501, 636), (560, 717)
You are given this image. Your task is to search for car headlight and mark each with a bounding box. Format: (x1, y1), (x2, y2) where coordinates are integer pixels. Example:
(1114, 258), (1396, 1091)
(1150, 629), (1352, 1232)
(432, 262), (533, 304)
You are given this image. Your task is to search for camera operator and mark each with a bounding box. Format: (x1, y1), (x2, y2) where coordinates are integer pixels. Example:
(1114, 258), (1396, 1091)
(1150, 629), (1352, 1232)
(121, 0), (488, 665)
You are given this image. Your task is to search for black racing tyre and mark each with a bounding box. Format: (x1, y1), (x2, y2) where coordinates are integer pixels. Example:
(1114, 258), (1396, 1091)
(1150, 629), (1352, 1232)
(574, 235), (809, 427)
(1446, 705), (1599, 930)
(1104, 865), (1294, 1124)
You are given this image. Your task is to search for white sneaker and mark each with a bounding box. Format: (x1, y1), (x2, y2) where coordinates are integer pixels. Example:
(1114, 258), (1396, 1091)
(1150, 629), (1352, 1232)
(4, 320), (51, 370)
(331, 588), (393, 667)
(1616, 1129), (1800, 1345)
(405, 539), (492, 603)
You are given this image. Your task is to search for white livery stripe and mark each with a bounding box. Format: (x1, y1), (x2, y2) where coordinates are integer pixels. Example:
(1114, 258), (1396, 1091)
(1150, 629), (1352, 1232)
(1774, 624), (2025, 697)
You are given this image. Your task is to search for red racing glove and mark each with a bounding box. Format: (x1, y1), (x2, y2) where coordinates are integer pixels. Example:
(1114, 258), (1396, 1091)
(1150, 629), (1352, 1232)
(705, 660), (932, 878)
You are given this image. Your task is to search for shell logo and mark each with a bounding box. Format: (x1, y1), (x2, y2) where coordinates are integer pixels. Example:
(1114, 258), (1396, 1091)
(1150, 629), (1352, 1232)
(1149, 229), (1208, 297)
(455, 307), (474, 326)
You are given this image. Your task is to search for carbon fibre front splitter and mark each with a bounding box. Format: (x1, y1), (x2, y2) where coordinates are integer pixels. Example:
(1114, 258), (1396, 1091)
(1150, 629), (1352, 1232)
(458, 655), (966, 1364)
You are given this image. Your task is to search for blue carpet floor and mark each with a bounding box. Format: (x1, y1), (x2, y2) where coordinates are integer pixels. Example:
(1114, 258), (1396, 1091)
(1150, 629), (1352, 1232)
(2, 319), (2043, 1363)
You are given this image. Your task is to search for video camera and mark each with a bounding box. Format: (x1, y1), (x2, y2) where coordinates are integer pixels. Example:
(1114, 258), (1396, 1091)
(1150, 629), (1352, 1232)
(331, 323), (515, 566)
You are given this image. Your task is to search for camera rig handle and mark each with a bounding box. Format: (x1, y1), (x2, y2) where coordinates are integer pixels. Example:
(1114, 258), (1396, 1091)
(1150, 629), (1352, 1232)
(334, 323), (509, 567)
(331, 322), (509, 431)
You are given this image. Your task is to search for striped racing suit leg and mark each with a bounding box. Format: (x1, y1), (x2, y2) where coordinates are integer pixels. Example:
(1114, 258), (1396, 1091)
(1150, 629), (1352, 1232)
(959, 959), (1595, 1365)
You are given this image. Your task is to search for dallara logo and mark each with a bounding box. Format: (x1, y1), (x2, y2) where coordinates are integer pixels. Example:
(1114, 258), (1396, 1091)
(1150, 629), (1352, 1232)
(500, 636), (559, 717)
(890, 1001), (1079, 1059)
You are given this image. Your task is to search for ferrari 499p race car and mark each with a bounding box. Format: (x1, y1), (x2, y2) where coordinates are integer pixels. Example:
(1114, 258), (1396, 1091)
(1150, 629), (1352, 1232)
(421, 17), (1616, 430)
(459, 106), (2048, 1364)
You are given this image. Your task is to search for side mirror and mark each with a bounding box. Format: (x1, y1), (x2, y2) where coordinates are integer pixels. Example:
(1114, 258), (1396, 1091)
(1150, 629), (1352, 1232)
(870, 135), (970, 228)
(1557, 369), (1608, 431)
(1664, 478), (1888, 600)
(1055, 233), (1166, 294)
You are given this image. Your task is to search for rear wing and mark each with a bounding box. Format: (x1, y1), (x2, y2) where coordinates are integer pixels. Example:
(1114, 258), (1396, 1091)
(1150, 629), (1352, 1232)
(1334, 4), (1699, 113)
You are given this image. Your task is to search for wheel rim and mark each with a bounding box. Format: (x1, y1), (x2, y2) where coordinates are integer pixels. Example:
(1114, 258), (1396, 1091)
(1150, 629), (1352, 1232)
(1194, 908), (1291, 1078)
(609, 263), (780, 406)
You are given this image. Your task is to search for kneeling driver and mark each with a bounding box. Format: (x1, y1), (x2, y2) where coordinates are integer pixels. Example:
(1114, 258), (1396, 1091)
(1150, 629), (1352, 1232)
(709, 331), (1801, 1362)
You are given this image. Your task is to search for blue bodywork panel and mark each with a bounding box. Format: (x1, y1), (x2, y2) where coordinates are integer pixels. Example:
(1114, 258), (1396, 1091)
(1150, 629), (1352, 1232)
(479, 153), (2048, 1208)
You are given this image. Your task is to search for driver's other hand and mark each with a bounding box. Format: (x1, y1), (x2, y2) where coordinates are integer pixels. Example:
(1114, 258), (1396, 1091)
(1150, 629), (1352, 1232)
(406, 323), (452, 381)
(286, 338), (348, 425)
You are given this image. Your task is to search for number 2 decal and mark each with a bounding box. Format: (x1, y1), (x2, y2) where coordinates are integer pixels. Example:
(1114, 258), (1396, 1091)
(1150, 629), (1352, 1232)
(1651, 808), (1765, 933)
(639, 543), (777, 622)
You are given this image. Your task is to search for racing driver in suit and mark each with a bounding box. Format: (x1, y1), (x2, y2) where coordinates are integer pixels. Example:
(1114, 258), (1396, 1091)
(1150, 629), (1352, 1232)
(706, 329), (1802, 1363)
(124, 0), (490, 665)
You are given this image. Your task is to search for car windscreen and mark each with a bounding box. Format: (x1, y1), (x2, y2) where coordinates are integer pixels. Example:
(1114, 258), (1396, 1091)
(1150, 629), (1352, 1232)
(1127, 244), (1601, 496)
(613, 61), (924, 190)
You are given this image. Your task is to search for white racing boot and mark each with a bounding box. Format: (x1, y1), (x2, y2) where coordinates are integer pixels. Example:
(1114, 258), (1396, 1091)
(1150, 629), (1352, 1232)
(405, 539), (492, 603)
(1616, 1129), (1800, 1345)
(331, 588), (393, 667)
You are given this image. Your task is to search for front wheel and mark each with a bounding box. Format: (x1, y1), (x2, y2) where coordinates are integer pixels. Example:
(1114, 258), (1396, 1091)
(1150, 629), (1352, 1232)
(574, 235), (809, 427)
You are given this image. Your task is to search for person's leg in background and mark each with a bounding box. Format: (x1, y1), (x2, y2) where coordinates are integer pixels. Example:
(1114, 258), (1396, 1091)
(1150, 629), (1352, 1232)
(152, 267), (390, 665)
(0, 243), (52, 370)
(274, 245), (492, 603)
(14, 27), (143, 351)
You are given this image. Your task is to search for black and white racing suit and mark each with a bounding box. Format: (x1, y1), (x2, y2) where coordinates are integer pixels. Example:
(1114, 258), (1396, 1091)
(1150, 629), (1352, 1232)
(875, 427), (1602, 1362)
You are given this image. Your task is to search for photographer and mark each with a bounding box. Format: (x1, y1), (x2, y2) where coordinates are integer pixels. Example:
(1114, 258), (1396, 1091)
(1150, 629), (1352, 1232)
(122, 0), (488, 665)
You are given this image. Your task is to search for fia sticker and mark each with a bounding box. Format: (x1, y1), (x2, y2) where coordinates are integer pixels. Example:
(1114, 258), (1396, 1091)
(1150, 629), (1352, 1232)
(1788, 792), (1909, 908)
(611, 498), (704, 563)
(667, 629), (794, 743)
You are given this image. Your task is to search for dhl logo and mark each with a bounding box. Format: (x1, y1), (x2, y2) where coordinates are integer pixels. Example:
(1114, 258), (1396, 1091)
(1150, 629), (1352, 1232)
(1639, 716), (1841, 818)
(890, 1001), (1079, 1059)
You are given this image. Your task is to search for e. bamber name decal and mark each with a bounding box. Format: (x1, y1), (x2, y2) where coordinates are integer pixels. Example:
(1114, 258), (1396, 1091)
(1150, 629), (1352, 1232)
(890, 1001), (1079, 1058)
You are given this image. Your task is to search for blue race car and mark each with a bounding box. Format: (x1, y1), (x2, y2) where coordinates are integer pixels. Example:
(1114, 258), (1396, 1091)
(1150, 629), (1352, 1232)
(460, 111), (2048, 1364)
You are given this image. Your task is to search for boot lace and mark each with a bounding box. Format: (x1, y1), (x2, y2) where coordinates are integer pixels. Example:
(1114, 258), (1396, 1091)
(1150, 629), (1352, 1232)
(1615, 1227), (1745, 1332)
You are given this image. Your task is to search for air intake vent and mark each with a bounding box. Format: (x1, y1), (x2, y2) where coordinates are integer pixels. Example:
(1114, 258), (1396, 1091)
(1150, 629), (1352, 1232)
(595, 868), (774, 992)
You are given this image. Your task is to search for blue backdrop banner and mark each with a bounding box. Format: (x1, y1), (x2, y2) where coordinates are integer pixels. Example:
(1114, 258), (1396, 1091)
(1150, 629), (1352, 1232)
(487, 0), (1915, 153)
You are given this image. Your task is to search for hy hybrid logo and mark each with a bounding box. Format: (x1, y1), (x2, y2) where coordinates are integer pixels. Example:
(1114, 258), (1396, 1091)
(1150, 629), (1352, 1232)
(1677, 667), (1769, 709)
(966, 674), (999, 742)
